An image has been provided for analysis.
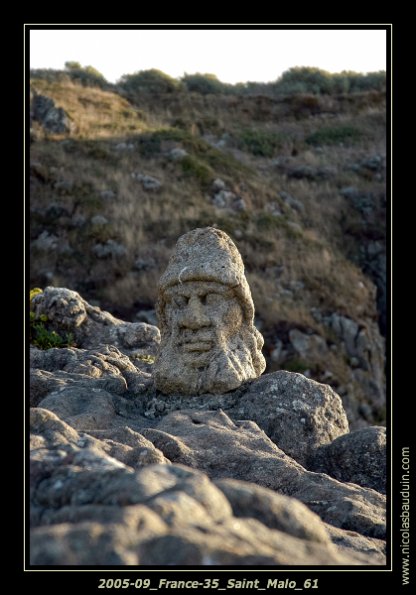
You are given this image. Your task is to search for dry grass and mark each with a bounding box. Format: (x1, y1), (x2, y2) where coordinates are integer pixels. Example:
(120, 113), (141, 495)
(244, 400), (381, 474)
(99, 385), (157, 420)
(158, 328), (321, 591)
(31, 79), (154, 138)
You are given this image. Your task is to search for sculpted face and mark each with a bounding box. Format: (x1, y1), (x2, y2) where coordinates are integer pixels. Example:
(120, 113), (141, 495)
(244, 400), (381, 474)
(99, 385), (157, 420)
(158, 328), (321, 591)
(153, 226), (266, 395)
(165, 281), (243, 363)
(154, 280), (264, 395)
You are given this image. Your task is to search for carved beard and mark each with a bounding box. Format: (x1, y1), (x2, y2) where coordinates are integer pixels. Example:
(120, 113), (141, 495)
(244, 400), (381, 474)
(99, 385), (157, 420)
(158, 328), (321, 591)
(154, 325), (261, 395)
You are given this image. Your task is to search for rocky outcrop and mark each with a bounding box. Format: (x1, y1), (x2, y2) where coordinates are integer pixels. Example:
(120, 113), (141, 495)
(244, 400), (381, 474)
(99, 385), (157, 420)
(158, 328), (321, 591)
(339, 183), (386, 336)
(30, 408), (384, 565)
(30, 340), (348, 467)
(141, 370), (349, 467)
(303, 310), (386, 426)
(310, 426), (386, 494)
(141, 410), (385, 538)
(31, 89), (74, 134)
(29, 290), (386, 566)
(31, 287), (160, 357)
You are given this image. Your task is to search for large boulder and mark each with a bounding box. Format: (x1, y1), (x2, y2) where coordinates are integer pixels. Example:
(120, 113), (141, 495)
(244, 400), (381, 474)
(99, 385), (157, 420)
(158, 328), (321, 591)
(310, 426), (386, 494)
(141, 370), (349, 467)
(229, 371), (349, 466)
(31, 287), (160, 357)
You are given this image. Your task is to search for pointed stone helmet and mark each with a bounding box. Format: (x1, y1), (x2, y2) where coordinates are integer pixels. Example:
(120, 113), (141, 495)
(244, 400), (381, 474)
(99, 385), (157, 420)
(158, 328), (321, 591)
(157, 227), (255, 323)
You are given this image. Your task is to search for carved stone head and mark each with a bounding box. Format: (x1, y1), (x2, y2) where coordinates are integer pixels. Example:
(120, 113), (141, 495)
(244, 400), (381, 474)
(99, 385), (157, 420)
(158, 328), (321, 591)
(154, 227), (266, 394)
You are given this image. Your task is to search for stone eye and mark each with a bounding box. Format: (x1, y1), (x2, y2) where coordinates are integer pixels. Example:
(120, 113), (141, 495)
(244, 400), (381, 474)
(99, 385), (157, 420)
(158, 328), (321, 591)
(200, 294), (207, 305)
(205, 293), (221, 306)
(174, 295), (188, 308)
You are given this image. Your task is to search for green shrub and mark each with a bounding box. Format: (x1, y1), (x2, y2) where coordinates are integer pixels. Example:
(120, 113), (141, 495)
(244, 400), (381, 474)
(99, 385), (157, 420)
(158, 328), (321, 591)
(181, 73), (229, 94)
(29, 288), (74, 349)
(274, 67), (386, 96)
(119, 69), (182, 94)
(30, 63), (109, 89)
(332, 70), (386, 93)
(284, 94), (323, 119)
(65, 61), (82, 70)
(68, 69), (107, 88)
(236, 129), (287, 157)
(277, 67), (334, 95)
(306, 125), (363, 146)
(254, 212), (286, 231)
(180, 155), (213, 185)
(283, 357), (310, 373)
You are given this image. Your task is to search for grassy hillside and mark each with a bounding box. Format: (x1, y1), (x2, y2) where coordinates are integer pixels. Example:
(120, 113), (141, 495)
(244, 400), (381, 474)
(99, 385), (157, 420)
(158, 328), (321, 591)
(29, 68), (386, 427)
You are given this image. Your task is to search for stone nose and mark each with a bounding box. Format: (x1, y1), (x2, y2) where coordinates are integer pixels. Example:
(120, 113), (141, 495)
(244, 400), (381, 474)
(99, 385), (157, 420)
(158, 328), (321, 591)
(180, 295), (211, 329)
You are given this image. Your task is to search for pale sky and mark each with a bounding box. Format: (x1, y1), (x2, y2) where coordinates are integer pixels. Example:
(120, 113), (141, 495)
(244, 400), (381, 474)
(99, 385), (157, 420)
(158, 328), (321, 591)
(29, 28), (387, 84)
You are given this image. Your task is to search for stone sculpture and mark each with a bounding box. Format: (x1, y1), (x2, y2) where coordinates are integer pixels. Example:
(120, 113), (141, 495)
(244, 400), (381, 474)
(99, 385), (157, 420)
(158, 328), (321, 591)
(154, 227), (266, 394)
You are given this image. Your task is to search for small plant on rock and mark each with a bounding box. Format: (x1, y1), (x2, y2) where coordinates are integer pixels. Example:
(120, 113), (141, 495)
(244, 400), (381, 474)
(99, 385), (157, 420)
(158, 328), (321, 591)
(29, 288), (75, 349)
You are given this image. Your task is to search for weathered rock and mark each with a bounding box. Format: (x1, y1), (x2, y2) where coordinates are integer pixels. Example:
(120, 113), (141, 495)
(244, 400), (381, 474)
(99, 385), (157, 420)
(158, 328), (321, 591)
(38, 386), (119, 431)
(212, 190), (245, 211)
(31, 93), (54, 121)
(136, 520), (355, 566)
(90, 215), (109, 226)
(279, 190), (304, 211)
(212, 178), (226, 191)
(29, 286), (386, 565)
(31, 231), (59, 252)
(289, 329), (328, 359)
(99, 189), (116, 200)
(30, 366), (126, 406)
(29, 304), (366, 475)
(143, 370), (349, 466)
(30, 344), (153, 396)
(29, 388), (386, 565)
(31, 92), (74, 134)
(264, 201), (283, 217)
(230, 371), (349, 465)
(31, 322), (360, 474)
(115, 142), (135, 151)
(310, 427), (386, 494)
(87, 427), (170, 469)
(30, 410), (381, 566)
(169, 147), (188, 161)
(30, 408), (168, 482)
(154, 227), (265, 395)
(92, 239), (127, 258)
(134, 257), (156, 271)
(132, 173), (162, 191)
(142, 410), (385, 538)
(29, 407), (169, 532)
(214, 478), (330, 544)
(327, 313), (385, 422)
(324, 524), (386, 564)
(31, 287), (160, 357)
(31, 506), (374, 566)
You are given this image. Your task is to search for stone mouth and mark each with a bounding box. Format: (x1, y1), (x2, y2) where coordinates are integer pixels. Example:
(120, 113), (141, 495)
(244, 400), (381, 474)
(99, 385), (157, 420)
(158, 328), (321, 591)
(181, 341), (213, 353)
